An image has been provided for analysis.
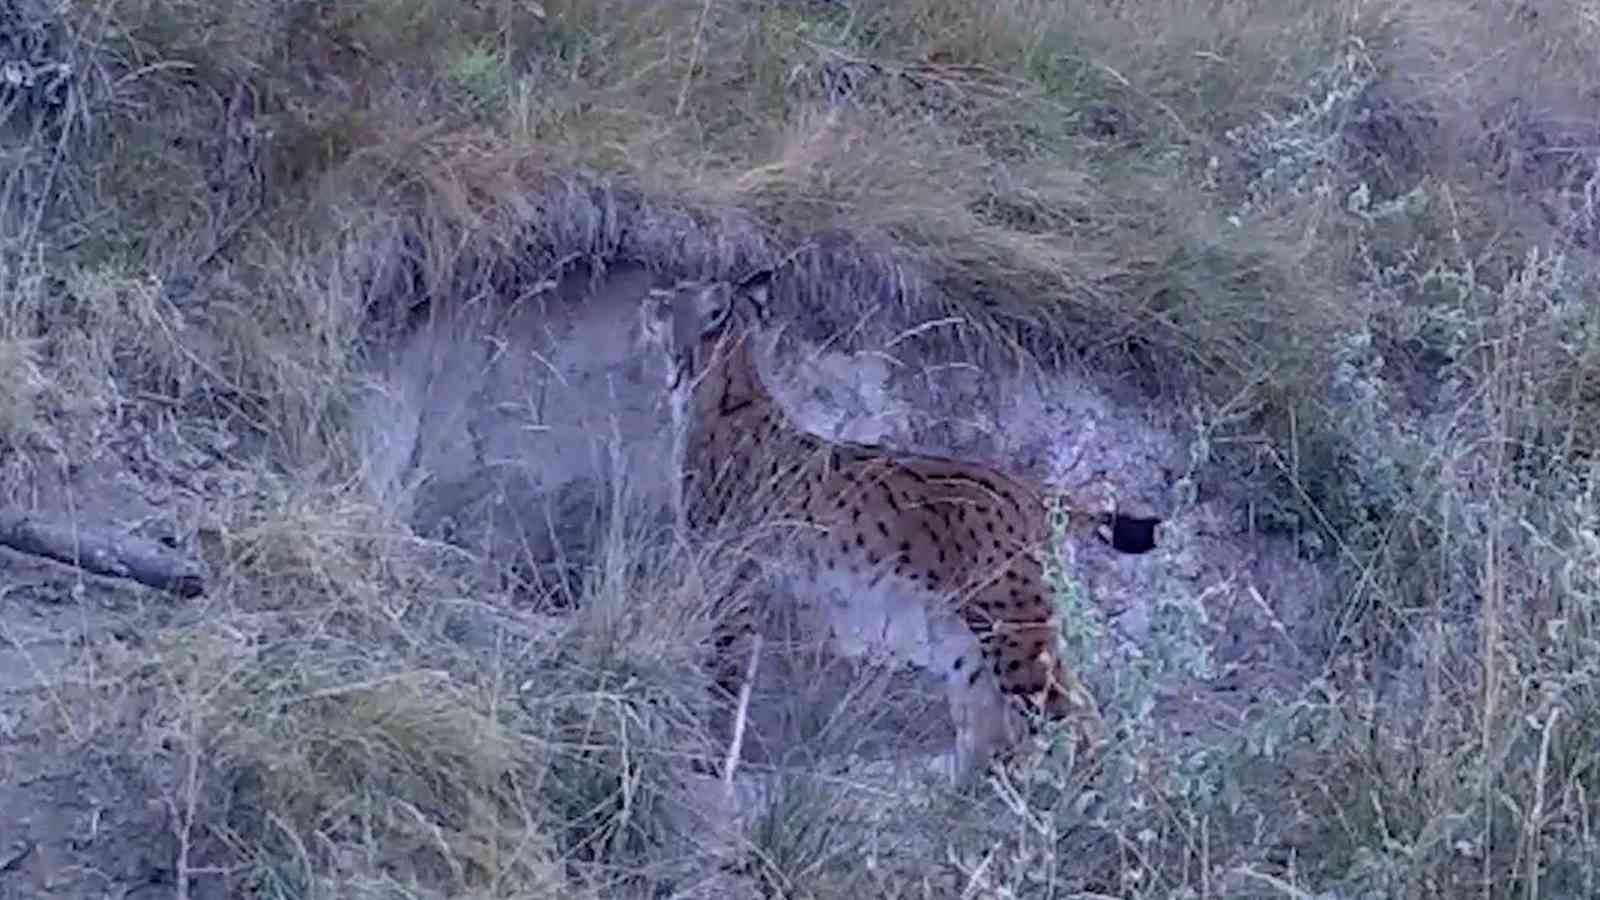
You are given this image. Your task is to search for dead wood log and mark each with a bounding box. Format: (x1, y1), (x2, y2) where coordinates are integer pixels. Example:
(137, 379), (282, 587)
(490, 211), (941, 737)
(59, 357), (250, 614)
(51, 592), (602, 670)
(0, 509), (207, 598)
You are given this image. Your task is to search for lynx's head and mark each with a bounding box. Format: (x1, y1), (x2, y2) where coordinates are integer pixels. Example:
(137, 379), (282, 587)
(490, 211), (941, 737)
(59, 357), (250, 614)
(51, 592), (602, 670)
(637, 269), (773, 395)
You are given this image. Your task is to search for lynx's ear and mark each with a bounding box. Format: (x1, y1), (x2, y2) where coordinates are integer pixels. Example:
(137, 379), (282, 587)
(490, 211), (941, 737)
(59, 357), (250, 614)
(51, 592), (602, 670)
(639, 286), (693, 389)
(638, 288), (675, 349)
(734, 267), (774, 325)
(684, 281), (735, 342)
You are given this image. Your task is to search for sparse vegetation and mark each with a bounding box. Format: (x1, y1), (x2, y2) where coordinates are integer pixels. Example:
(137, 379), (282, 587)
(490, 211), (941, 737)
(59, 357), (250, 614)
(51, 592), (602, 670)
(4, 0), (1600, 897)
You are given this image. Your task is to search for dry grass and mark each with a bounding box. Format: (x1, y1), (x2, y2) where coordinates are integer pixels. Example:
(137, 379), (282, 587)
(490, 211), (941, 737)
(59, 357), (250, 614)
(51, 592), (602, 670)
(5, 0), (1600, 897)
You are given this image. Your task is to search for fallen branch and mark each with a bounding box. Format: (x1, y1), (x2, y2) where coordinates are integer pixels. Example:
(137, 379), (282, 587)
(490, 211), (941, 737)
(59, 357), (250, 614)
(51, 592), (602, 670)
(0, 509), (207, 598)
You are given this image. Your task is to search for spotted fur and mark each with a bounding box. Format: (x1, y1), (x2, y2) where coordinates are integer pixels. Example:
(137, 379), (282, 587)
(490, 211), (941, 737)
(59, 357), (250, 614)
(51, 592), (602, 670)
(638, 269), (1161, 781)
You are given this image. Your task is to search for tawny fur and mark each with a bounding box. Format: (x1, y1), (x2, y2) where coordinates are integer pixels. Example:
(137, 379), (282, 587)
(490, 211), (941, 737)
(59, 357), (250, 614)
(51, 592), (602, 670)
(638, 271), (1158, 781)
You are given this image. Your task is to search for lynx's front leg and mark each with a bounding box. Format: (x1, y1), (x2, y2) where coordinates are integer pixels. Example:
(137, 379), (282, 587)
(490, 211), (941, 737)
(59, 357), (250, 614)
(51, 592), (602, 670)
(698, 557), (765, 780)
(946, 669), (1019, 785)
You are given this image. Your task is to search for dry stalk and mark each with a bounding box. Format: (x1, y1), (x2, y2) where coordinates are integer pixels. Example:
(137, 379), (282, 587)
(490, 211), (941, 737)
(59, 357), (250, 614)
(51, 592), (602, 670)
(721, 632), (762, 806)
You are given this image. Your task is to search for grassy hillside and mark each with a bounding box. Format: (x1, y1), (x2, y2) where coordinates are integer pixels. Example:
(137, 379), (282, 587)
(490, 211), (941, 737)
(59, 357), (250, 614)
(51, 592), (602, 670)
(4, 0), (1600, 897)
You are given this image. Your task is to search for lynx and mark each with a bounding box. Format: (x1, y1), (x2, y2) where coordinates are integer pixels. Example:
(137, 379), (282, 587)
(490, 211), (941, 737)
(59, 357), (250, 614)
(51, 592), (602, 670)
(638, 269), (1160, 782)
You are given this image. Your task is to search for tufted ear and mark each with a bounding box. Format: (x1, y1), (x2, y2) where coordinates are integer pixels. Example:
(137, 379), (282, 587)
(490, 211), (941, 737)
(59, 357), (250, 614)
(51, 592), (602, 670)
(638, 288), (674, 348)
(733, 267), (774, 324)
(682, 281), (734, 344)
